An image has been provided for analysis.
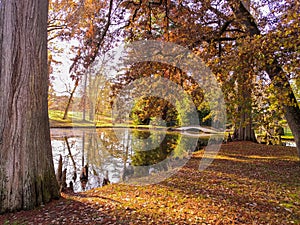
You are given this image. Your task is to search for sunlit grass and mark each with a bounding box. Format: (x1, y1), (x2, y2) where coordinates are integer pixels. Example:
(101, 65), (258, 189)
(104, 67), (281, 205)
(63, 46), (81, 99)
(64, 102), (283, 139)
(49, 110), (96, 127)
(49, 110), (148, 128)
(281, 132), (295, 140)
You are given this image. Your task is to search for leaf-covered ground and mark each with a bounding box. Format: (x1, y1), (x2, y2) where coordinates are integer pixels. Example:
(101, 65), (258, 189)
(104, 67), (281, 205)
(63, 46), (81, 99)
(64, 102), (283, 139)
(1, 142), (300, 224)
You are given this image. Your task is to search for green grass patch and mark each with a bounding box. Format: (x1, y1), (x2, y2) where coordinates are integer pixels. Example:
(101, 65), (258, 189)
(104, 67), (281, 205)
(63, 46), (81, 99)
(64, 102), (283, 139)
(49, 110), (136, 128)
(49, 110), (96, 127)
(281, 131), (295, 140)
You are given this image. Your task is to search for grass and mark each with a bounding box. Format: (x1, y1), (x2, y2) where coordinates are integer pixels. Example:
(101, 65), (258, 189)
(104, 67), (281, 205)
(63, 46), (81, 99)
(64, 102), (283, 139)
(49, 110), (109, 128)
(49, 110), (173, 130)
(255, 127), (295, 142)
(282, 131), (295, 140)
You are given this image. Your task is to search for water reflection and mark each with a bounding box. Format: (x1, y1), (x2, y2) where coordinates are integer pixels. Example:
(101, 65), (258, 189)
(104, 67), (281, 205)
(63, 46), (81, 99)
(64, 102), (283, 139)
(51, 128), (208, 192)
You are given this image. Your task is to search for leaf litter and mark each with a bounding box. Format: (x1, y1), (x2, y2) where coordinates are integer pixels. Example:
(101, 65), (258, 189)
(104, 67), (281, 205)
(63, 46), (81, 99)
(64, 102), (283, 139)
(0, 141), (299, 224)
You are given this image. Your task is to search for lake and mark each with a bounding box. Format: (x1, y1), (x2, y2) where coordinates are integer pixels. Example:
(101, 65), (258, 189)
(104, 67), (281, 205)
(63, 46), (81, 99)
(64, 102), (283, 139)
(50, 128), (219, 192)
(51, 128), (295, 192)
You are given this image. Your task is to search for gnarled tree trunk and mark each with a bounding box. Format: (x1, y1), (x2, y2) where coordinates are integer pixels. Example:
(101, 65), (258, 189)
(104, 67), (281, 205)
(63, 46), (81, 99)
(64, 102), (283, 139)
(233, 71), (257, 142)
(0, 0), (60, 213)
(266, 61), (300, 156)
(232, 0), (300, 156)
(234, 110), (257, 141)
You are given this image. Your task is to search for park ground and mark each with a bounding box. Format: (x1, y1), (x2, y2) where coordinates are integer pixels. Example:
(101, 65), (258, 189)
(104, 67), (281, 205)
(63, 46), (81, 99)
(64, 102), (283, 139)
(1, 142), (299, 224)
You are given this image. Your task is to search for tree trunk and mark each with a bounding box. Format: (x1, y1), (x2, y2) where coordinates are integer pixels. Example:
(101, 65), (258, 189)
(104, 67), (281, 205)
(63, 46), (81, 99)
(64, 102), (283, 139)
(63, 77), (79, 120)
(89, 102), (95, 121)
(234, 111), (257, 141)
(0, 0), (60, 213)
(234, 75), (257, 142)
(232, 0), (300, 156)
(266, 62), (300, 157)
(236, 83), (257, 142)
(88, 73), (96, 121)
(283, 102), (300, 156)
(82, 72), (88, 121)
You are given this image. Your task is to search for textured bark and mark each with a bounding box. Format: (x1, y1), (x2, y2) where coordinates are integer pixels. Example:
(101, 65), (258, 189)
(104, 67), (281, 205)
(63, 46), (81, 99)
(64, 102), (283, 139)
(234, 76), (257, 142)
(234, 111), (257, 141)
(229, 0), (258, 142)
(283, 100), (300, 157)
(0, 0), (60, 213)
(232, 0), (300, 156)
(266, 62), (300, 157)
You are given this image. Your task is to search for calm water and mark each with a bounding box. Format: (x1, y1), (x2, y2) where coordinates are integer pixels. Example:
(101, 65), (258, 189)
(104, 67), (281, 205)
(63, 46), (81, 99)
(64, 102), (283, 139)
(50, 128), (296, 192)
(50, 128), (216, 192)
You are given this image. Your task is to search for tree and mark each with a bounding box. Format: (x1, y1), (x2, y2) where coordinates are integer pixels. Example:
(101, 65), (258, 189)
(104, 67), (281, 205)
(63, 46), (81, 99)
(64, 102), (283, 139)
(119, 0), (300, 150)
(110, 61), (206, 126)
(230, 0), (300, 155)
(0, 0), (60, 213)
(47, 0), (300, 155)
(114, 0), (258, 139)
(48, 0), (117, 120)
(63, 77), (80, 120)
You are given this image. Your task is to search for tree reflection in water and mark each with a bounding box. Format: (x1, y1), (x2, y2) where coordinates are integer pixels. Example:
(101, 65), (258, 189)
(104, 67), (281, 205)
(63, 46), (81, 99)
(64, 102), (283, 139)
(51, 128), (204, 191)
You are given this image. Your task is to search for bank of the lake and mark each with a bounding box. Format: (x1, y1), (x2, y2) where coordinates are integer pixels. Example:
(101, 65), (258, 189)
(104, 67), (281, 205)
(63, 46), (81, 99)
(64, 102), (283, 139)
(1, 142), (299, 224)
